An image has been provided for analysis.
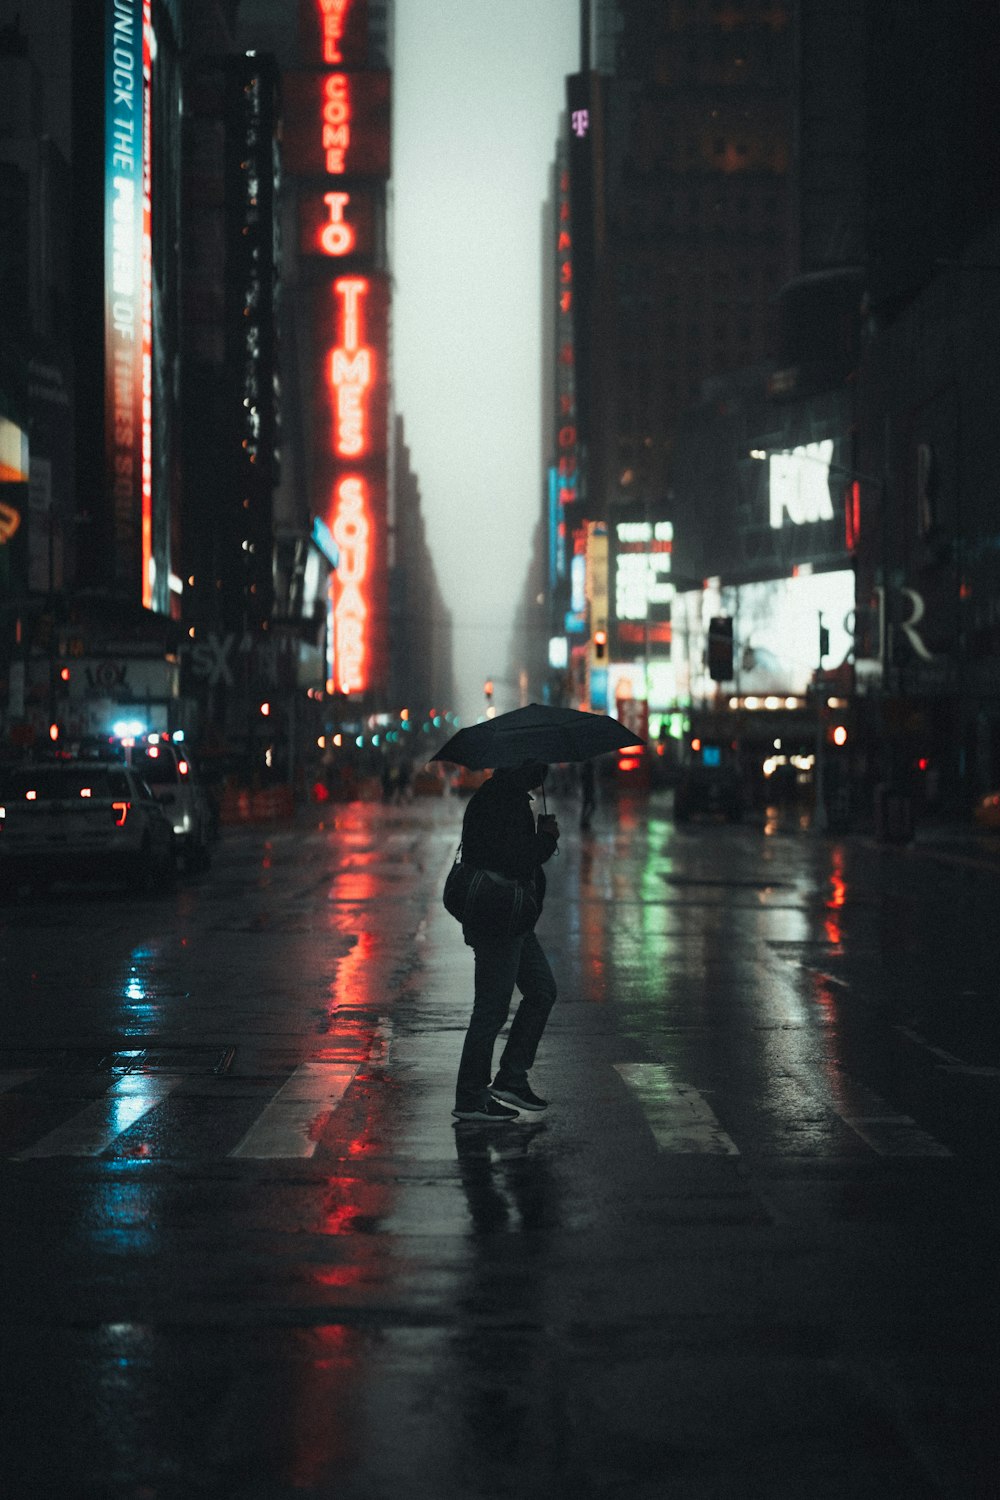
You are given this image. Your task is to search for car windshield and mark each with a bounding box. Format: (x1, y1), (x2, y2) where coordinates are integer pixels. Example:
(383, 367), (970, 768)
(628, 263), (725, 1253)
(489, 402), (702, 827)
(0, 768), (132, 800)
(131, 750), (178, 785)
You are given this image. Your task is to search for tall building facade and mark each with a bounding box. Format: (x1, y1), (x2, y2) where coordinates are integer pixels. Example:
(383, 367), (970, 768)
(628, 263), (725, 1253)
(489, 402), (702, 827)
(543, 0), (796, 738)
(1, 0), (190, 746)
(389, 416), (454, 718)
(177, 41), (288, 755)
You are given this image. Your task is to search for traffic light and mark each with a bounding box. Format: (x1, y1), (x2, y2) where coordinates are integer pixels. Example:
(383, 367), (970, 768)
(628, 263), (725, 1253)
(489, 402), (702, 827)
(593, 629), (607, 660)
(819, 621), (830, 661)
(483, 680), (493, 702)
(707, 617), (734, 681)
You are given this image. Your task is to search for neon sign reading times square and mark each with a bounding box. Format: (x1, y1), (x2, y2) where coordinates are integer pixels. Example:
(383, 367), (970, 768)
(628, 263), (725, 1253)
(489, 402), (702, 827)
(327, 276), (375, 693)
(106, 0), (154, 606)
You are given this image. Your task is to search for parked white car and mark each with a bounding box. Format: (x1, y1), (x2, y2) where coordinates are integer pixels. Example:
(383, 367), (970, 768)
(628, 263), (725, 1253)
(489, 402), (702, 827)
(0, 760), (176, 894)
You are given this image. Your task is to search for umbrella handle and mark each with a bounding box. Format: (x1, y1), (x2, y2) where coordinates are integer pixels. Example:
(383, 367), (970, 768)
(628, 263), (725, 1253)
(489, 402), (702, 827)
(539, 782), (559, 854)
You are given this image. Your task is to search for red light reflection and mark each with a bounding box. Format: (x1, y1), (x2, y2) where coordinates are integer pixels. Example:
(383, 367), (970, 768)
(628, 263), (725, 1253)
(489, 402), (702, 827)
(824, 846), (847, 947)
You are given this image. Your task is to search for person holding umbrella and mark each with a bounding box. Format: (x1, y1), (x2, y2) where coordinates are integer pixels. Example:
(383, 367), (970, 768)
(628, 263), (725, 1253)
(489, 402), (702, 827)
(432, 704), (643, 1123)
(449, 759), (560, 1121)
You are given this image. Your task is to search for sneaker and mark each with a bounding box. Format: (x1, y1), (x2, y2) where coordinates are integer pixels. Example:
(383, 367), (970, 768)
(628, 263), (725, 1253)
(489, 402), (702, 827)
(490, 1080), (548, 1112)
(452, 1097), (520, 1123)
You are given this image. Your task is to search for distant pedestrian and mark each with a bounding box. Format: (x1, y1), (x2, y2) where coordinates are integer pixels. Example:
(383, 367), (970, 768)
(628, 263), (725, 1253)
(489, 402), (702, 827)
(452, 761), (560, 1123)
(579, 758), (596, 830)
(395, 757), (412, 803)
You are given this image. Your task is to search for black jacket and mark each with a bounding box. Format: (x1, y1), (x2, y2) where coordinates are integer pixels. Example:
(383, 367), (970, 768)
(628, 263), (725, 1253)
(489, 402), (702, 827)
(461, 775), (558, 910)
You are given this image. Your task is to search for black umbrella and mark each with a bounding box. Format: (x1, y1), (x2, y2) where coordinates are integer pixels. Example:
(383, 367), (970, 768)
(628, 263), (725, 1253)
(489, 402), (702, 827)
(431, 702), (645, 771)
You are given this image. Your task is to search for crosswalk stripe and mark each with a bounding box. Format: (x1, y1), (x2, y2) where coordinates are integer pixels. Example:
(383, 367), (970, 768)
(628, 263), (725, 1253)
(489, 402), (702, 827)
(831, 1078), (953, 1156)
(15, 1074), (182, 1159)
(779, 1064), (953, 1158)
(228, 1061), (359, 1159)
(614, 1063), (740, 1155)
(840, 1114), (952, 1157)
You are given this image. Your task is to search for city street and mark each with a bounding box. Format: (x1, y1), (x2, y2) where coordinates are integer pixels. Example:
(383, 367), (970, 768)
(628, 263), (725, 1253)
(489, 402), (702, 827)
(1, 789), (998, 1499)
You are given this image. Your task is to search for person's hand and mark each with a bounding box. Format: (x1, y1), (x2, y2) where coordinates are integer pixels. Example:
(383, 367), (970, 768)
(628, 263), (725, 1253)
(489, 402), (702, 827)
(538, 813), (560, 841)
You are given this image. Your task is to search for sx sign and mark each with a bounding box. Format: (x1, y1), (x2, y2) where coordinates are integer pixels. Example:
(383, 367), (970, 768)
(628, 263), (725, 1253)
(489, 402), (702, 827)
(185, 632), (282, 686)
(187, 632), (235, 686)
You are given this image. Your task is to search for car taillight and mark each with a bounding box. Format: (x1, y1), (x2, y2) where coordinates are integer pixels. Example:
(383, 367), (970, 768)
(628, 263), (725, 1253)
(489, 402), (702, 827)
(178, 759), (189, 776)
(112, 801), (130, 827)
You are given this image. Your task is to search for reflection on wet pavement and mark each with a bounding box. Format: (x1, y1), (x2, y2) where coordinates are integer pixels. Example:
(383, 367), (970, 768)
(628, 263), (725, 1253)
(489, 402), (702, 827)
(0, 794), (997, 1493)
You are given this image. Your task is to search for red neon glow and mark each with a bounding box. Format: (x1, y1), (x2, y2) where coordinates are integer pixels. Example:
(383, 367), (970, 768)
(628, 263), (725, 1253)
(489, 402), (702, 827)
(319, 0), (352, 62)
(283, 69), (389, 178)
(321, 191), (354, 255)
(845, 479), (861, 551)
(323, 73), (350, 174)
(329, 278), (373, 458)
(330, 474), (370, 694)
(140, 0), (153, 607)
(112, 801), (130, 826)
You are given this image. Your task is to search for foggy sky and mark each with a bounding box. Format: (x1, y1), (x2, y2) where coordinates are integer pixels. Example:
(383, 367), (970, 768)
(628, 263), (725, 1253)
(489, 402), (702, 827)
(392, 0), (579, 720)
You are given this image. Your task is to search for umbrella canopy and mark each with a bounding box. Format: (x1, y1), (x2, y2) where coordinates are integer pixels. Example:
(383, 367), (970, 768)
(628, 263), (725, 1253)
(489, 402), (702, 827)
(431, 703), (645, 771)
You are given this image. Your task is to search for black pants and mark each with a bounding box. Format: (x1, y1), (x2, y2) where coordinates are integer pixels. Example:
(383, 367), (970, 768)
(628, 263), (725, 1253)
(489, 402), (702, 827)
(455, 929), (557, 1109)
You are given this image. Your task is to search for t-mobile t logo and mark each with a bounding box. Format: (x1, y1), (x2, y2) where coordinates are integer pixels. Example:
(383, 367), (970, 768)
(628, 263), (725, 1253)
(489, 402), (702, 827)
(571, 109), (590, 138)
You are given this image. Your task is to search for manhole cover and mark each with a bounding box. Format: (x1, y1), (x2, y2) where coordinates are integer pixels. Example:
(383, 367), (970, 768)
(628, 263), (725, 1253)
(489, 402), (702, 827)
(99, 1047), (236, 1076)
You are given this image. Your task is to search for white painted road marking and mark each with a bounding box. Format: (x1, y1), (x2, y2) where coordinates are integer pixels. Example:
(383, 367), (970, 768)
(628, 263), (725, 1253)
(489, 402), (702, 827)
(615, 1063), (740, 1155)
(839, 1112), (952, 1157)
(15, 1074), (182, 1159)
(817, 1071), (953, 1158)
(228, 1061), (359, 1158)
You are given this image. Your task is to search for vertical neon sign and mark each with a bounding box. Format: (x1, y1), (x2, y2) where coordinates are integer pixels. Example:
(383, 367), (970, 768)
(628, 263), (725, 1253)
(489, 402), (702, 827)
(104, 0), (152, 603)
(327, 276), (373, 693)
(290, 0), (388, 700)
(556, 157), (578, 508)
(140, 0), (153, 605)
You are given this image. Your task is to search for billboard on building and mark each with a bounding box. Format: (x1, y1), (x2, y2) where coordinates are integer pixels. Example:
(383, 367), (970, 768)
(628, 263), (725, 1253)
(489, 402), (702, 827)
(672, 569), (855, 702)
(613, 519), (674, 652)
(104, 0), (155, 606)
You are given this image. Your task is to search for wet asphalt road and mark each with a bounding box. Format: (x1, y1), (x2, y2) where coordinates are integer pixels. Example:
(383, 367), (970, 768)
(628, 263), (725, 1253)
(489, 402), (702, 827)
(0, 791), (998, 1499)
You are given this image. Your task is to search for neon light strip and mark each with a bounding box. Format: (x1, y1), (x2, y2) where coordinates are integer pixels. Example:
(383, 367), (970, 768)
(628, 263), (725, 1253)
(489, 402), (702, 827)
(331, 475), (369, 693)
(140, 0), (153, 606)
